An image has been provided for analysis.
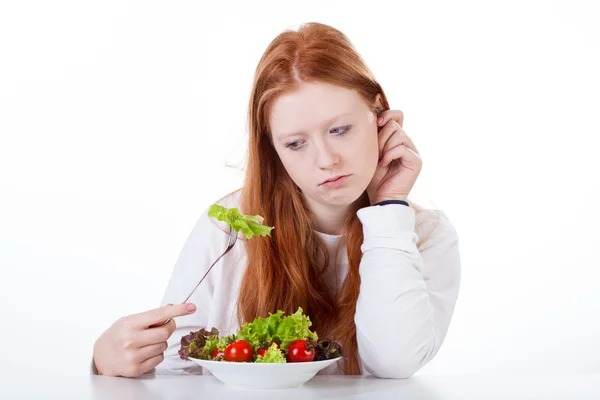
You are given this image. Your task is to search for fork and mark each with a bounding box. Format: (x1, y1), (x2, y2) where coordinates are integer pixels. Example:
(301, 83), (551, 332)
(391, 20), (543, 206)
(162, 225), (238, 325)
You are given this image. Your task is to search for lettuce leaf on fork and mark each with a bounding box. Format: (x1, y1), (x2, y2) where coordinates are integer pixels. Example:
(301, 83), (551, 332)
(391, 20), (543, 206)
(208, 204), (274, 239)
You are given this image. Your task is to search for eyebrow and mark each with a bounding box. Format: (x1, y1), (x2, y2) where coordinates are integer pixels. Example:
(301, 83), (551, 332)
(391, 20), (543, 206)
(276, 112), (354, 141)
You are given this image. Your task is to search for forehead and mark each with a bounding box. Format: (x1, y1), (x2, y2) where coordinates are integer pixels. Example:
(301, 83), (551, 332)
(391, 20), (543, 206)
(268, 82), (364, 137)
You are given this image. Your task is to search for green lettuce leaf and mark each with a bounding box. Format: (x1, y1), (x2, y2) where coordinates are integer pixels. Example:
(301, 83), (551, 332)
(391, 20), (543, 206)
(236, 310), (285, 351)
(274, 307), (318, 350)
(208, 204), (274, 239)
(235, 307), (318, 352)
(201, 335), (219, 357)
(255, 343), (286, 363)
(216, 335), (235, 352)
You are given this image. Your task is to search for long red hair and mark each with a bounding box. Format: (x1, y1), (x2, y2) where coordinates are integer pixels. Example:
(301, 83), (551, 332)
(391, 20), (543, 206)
(235, 22), (426, 374)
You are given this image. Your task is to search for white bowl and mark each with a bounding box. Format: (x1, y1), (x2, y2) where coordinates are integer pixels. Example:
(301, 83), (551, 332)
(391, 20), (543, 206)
(189, 357), (342, 390)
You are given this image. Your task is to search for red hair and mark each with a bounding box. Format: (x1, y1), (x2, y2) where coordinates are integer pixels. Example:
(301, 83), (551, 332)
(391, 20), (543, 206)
(235, 22), (427, 374)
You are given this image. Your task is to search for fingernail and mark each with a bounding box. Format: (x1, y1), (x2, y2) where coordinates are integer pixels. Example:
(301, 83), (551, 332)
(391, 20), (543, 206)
(186, 304), (196, 312)
(378, 117), (384, 124)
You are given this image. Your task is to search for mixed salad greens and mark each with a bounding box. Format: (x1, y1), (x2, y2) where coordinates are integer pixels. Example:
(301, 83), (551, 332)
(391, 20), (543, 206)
(179, 307), (345, 363)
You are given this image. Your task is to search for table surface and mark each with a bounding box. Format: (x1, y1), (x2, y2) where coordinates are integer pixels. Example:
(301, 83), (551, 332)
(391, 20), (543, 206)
(1, 372), (599, 399)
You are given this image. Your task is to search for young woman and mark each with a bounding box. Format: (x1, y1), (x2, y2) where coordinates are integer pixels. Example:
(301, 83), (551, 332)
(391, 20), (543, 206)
(92, 22), (461, 379)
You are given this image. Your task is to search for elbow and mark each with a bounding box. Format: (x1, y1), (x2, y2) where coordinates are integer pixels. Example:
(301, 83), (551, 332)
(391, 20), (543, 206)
(358, 328), (435, 379)
(365, 351), (427, 379)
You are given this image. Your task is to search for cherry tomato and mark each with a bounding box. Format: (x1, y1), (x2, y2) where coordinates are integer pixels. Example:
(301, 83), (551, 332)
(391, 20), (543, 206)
(287, 340), (315, 362)
(224, 340), (253, 362)
(257, 342), (280, 357)
(211, 348), (224, 359)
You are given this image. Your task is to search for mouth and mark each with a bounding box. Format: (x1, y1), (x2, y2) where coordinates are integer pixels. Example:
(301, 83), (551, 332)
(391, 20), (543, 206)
(320, 175), (350, 186)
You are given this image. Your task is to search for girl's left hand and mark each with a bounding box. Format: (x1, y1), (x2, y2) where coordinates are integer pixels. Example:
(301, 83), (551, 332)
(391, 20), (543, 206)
(366, 110), (423, 205)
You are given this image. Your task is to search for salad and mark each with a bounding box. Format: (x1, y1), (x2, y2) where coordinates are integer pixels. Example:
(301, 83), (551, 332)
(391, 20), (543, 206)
(179, 205), (342, 363)
(178, 307), (345, 363)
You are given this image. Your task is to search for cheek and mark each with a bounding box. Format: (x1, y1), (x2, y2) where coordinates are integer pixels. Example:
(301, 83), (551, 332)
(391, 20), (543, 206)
(348, 128), (379, 165)
(274, 149), (308, 184)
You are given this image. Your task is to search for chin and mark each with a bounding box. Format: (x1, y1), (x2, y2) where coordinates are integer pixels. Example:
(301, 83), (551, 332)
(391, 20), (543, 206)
(322, 187), (367, 207)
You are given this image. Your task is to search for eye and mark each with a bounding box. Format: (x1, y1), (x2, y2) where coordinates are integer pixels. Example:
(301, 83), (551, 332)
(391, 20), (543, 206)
(331, 125), (352, 136)
(285, 139), (305, 150)
(284, 125), (352, 151)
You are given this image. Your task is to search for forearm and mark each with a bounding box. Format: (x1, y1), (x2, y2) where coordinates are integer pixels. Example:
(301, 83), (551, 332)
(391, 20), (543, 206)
(354, 204), (459, 378)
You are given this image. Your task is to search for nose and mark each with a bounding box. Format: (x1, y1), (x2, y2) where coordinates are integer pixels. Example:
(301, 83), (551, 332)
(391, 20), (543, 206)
(315, 138), (340, 170)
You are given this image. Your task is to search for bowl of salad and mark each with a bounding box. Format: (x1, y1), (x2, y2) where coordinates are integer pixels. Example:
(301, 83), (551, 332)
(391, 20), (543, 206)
(178, 307), (345, 390)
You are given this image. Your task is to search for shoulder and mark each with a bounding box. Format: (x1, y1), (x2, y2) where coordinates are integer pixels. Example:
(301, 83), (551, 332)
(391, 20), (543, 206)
(212, 188), (243, 209)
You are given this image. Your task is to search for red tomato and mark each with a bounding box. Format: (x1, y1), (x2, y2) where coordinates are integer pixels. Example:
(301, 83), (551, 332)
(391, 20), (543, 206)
(257, 342), (280, 357)
(224, 340), (253, 362)
(287, 340), (315, 362)
(211, 348), (224, 359)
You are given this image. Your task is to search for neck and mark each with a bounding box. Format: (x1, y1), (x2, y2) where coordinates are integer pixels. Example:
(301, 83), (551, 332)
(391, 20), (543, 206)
(303, 196), (351, 236)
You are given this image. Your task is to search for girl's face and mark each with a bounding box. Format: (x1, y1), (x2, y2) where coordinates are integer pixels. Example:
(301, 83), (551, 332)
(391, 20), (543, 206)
(269, 82), (380, 208)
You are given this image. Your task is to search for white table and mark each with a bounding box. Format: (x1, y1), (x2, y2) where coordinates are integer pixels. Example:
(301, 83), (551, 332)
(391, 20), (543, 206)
(1, 373), (599, 399)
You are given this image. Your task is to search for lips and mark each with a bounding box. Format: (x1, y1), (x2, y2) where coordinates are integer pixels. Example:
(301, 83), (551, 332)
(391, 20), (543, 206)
(320, 175), (348, 185)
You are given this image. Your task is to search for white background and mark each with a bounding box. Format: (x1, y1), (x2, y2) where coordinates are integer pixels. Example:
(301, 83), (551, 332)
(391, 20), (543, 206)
(1, 0), (599, 377)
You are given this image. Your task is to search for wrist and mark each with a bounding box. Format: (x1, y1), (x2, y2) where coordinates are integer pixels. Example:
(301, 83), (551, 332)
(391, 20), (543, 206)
(371, 195), (408, 206)
(374, 199), (409, 207)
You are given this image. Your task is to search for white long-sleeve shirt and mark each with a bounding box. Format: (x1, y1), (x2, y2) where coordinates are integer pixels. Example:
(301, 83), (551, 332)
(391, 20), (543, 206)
(155, 190), (461, 378)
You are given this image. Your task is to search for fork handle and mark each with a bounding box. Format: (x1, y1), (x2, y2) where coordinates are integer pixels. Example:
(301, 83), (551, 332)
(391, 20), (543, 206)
(161, 248), (231, 326)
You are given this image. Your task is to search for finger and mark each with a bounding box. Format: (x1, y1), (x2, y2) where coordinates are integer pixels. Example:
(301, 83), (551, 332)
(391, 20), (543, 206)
(138, 320), (176, 346)
(382, 127), (420, 156)
(139, 353), (165, 374)
(148, 302), (174, 328)
(377, 120), (401, 159)
(378, 109), (404, 129)
(137, 341), (168, 363)
(380, 144), (407, 168)
(379, 144), (421, 169)
(131, 303), (196, 329)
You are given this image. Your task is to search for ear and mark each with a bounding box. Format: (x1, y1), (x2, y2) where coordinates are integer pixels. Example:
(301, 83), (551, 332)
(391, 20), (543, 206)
(373, 93), (385, 117)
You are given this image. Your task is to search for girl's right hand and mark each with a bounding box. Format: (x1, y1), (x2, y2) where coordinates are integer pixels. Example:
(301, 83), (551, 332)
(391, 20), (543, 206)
(92, 303), (197, 377)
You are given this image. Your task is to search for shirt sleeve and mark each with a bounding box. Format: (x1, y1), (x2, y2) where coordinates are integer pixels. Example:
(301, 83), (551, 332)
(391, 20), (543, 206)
(354, 204), (461, 378)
